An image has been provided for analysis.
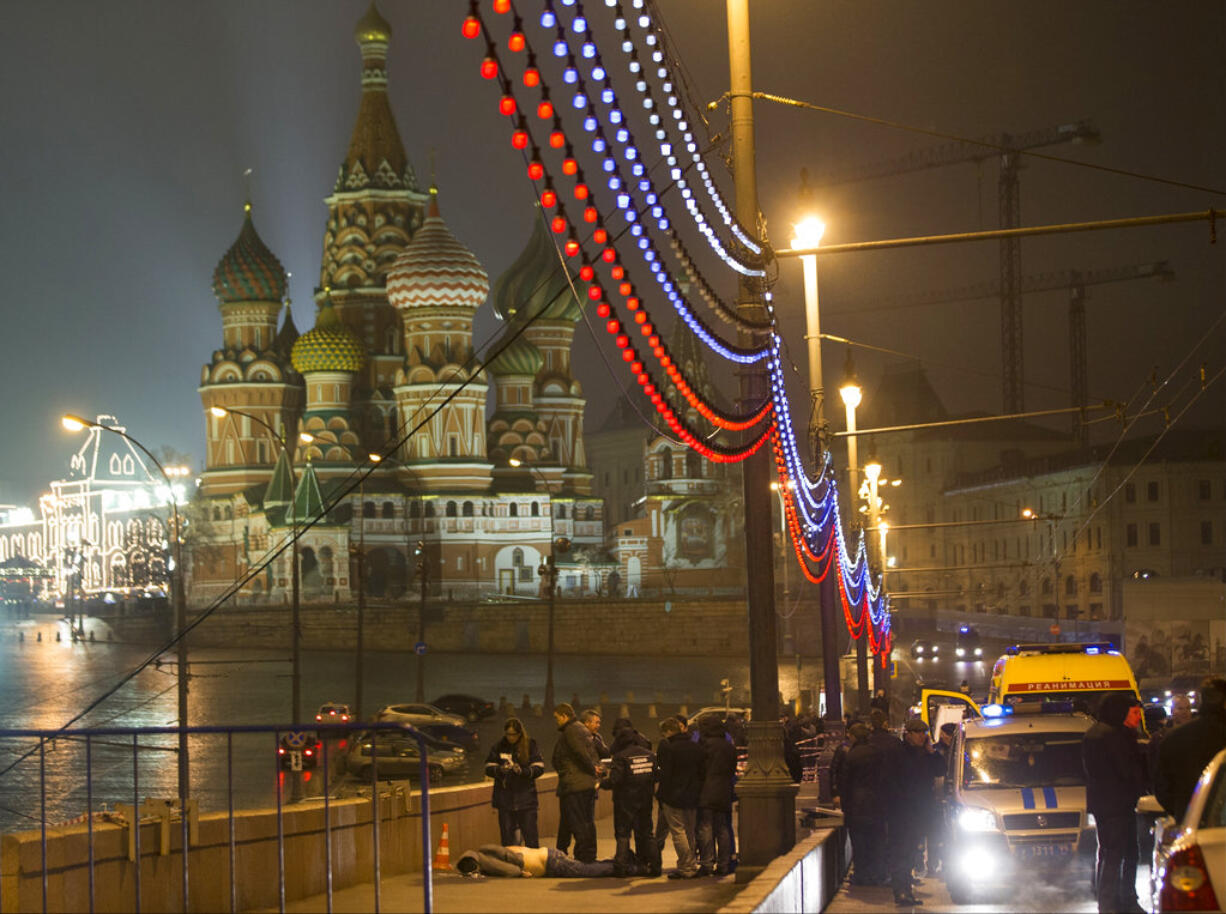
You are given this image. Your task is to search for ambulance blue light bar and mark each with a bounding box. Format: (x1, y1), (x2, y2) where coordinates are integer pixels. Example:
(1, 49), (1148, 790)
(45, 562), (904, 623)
(981, 704), (1013, 718)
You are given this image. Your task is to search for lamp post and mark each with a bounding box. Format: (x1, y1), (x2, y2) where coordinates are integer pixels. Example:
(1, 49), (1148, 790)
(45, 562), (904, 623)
(208, 407), (313, 728)
(414, 537), (428, 701)
(790, 216), (842, 724)
(61, 415), (190, 803)
(511, 458), (558, 710)
(839, 361), (871, 714)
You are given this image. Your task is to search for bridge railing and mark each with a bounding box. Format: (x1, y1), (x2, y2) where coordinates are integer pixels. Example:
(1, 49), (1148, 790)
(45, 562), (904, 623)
(0, 721), (436, 914)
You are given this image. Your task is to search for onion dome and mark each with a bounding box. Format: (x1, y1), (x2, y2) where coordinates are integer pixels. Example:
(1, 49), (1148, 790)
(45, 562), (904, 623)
(291, 300), (366, 374)
(488, 334), (545, 377)
(212, 205), (287, 304)
(491, 212), (580, 323)
(386, 188), (488, 310)
(273, 303), (300, 357)
(354, 2), (392, 44)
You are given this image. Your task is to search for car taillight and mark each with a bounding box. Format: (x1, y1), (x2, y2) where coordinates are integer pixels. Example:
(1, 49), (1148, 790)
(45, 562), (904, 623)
(1160, 844), (1220, 911)
(342, 715), (350, 722)
(304, 749), (313, 756)
(315, 715), (322, 721)
(278, 747), (285, 755)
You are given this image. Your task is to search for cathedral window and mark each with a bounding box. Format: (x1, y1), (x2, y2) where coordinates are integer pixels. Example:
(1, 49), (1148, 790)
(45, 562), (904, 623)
(446, 501), (457, 518)
(462, 501), (474, 517)
(531, 502), (539, 517)
(510, 503), (519, 518)
(382, 502), (394, 519)
(363, 502), (376, 519)
(557, 504), (567, 519)
(585, 506), (595, 521)
(424, 502), (435, 518)
(449, 435), (459, 457)
(409, 502), (420, 518)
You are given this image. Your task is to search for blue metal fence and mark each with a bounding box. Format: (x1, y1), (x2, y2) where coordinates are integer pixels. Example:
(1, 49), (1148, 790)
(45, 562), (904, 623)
(0, 722), (434, 914)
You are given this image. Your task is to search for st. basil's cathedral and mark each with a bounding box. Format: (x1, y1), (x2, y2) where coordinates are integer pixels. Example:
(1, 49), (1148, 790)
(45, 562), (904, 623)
(192, 4), (609, 603)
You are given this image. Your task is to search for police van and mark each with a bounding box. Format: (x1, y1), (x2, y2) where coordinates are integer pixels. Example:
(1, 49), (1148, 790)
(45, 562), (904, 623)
(941, 706), (1096, 904)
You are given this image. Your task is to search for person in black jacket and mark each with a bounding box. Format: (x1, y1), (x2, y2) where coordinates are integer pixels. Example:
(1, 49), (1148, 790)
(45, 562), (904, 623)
(551, 703), (601, 863)
(1082, 691), (1146, 914)
(1154, 677), (1226, 823)
(657, 717), (705, 879)
(484, 717), (546, 847)
(695, 715), (737, 876)
(839, 723), (887, 886)
(606, 718), (660, 876)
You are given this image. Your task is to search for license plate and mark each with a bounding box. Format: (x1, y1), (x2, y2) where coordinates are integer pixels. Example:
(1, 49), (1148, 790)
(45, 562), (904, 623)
(1016, 843), (1073, 859)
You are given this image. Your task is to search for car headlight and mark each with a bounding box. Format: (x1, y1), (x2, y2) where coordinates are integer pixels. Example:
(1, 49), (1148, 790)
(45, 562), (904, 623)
(956, 647), (966, 657)
(958, 806), (999, 832)
(916, 645), (925, 653)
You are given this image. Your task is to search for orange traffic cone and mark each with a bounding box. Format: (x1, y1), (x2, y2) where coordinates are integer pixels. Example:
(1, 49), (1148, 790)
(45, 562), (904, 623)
(432, 822), (451, 871)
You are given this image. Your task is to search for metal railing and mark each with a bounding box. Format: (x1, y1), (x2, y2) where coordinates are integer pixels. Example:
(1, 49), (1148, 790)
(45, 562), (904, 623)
(0, 722), (435, 914)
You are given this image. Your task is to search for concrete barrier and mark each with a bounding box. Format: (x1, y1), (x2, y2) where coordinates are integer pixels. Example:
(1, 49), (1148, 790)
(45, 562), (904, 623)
(717, 826), (850, 914)
(1, 773), (612, 913)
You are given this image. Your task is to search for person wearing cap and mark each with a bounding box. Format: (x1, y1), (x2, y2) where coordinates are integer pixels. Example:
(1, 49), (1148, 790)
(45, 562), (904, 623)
(606, 718), (659, 877)
(551, 703), (601, 863)
(1082, 691), (1146, 914)
(885, 718), (939, 906)
(839, 722), (887, 886)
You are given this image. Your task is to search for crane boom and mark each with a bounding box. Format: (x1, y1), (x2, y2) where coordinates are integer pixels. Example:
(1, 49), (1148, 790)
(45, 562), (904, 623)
(814, 119), (1101, 414)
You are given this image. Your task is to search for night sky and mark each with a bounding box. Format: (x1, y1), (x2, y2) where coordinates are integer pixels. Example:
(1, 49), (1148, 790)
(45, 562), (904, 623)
(2, 1), (1222, 505)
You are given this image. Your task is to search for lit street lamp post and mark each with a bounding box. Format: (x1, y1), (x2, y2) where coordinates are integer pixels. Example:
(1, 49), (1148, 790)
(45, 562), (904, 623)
(208, 407), (313, 730)
(511, 458), (559, 710)
(838, 361), (871, 714)
(791, 216), (843, 724)
(61, 415), (191, 805)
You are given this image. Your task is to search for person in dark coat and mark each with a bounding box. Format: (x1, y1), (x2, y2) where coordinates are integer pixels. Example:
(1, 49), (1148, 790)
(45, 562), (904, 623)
(882, 719), (930, 906)
(870, 689), (890, 715)
(606, 718), (660, 876)
(695, 716), (737, 875)
(1082, 691), (1146, 914)
(839, 722), (887, 886)
(657, 716), (705, 878)
(1155, 677), (1226, 823)
(484, 717), (546, 846)
(551, 703), (600, 863)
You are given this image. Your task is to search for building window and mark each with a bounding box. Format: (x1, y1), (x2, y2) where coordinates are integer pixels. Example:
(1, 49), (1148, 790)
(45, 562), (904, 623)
(1089, 572), (1102, 594)
(424, 502), (435, 518)
(1125, 483), (1135, 503)
(1019, 605), (1031, 617)
(1018, 580), (1029, 596)
(1148, 522), (1161, 546)
(1202, 521), (1213, 545)
(1089, 603), (1104, 620)
(1041, 577), (1052, 596)
(585, 505), (595, 521)
(1064, 575), (1077, 596)
(509, 503), (518, 518)
(558, 504), (567, 519)
(463, 501), (474, 517)
(1126, 523), (1137, 547)
(409, 501), (420, 518)
(382, 502), (394, 519)
(363, 501), (376, 519)
(1065, 605), (1079, 620)
(1198, 480), (1211, 500)
(531, 502), (540, 517)
(1147, 481), (1159, 502)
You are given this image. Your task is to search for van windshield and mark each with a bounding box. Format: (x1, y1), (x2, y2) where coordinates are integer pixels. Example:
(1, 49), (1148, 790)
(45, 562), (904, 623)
(1002, 689), (1139, 717)
(962, 732), (1084, 789)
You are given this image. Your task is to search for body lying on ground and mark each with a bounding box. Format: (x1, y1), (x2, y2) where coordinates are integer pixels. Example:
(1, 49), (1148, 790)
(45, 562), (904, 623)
(456, 844), (649, 878)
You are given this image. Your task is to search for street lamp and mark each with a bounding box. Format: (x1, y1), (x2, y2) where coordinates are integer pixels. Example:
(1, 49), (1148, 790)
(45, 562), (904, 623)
(837, 358), (872, 714)
(511, 458), (559, 710)
(62, 414), (191, 806)
(208, 406), (313, 729)
(790, 214), (841, 722)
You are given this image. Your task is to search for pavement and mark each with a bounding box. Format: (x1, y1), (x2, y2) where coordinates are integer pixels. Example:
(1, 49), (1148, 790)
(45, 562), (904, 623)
(265, 811), (749, 913)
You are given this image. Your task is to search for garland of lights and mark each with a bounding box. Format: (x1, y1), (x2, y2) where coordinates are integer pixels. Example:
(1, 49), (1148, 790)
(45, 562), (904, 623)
(474, 9), (777, 438)
(467, 0), (892, 649)
(508, 5), (772, 365)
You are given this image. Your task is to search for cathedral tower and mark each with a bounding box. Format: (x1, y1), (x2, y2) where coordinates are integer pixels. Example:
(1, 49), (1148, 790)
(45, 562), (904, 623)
(387, 187), (492, 491)
(199, 204), (303, 495)
(319, 2), (429, 453)
(290, 300), (366, 468)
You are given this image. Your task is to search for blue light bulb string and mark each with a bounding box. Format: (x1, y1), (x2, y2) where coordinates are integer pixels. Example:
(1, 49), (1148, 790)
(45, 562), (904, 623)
(609, 0), (761, 257)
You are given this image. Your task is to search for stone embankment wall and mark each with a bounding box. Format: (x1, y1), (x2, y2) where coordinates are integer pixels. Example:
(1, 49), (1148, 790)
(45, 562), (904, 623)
(145, 596), (765, 656)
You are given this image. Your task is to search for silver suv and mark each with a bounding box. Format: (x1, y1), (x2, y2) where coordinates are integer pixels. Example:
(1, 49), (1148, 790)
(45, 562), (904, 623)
(943, 709), (1096, 904)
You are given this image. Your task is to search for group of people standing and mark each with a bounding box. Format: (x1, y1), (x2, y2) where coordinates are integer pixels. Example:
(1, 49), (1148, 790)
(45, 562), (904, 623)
(481, 703), (739, 878)
(832, 708), (945, 907)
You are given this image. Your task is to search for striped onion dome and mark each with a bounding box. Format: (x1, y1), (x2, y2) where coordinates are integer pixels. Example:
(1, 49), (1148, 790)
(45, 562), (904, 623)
(491, 211), (580, 323)
(354, 2), (392, 44)
(291, 300), (366, 374)
(386, 188), (488, 311)
(488, 334), (544, 377)
(212, 205), (287, 304)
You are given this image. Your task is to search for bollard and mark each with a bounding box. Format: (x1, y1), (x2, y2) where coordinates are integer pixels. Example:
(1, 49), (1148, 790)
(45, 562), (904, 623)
(89, 631), (95, 642)
(37, 631), (42, 642)
(648, 704), (657, 718)
(678, 704), (688, 719)
(56, 630), (62, 642)
(619, 704), (630, 719)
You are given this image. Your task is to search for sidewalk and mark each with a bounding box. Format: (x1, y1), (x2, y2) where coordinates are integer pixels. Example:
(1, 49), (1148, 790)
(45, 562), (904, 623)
(266, 813), (748, 913)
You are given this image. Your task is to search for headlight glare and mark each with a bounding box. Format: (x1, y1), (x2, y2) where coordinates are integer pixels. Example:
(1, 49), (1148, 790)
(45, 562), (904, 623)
(958, 806), (998, 832)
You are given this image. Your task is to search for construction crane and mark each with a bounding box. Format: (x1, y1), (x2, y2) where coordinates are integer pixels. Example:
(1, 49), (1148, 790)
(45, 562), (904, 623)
(830, 260), (1174, 447)
(816, 120), (1101, 414)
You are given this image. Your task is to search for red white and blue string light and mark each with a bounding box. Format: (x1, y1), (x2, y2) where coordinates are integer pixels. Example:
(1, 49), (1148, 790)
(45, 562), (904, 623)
(465, 0), (891, 654)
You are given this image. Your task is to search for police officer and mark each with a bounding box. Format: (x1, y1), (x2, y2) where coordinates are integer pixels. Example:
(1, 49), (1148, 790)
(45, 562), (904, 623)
(606, 718), (660, 876)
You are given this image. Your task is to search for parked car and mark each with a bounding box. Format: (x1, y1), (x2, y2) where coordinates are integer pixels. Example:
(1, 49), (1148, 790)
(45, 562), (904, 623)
(346, 731), (466, 783)
(1152, 747), (1225, 912)
(431, 693), (496, 722)
(416, 722), (480, 754)
(911, 638), (941, 660)
(277, 731), (323, 769)
(374, 703), (465, 728)
(315, 702), (352, 724)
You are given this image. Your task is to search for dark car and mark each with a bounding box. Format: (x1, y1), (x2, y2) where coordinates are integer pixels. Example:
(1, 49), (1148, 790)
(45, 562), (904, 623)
(416, 722), (480, 754)
(955, 624), (983, 660)
(430, 693), (495, 722)
(910, 638), (941, 660)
